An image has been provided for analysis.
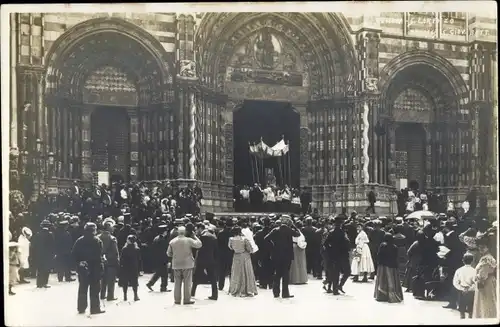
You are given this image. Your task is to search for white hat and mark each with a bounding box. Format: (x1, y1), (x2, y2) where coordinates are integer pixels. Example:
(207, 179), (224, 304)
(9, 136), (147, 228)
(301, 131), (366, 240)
(22, 227), (33, 238)
(117, 216), (125, 223)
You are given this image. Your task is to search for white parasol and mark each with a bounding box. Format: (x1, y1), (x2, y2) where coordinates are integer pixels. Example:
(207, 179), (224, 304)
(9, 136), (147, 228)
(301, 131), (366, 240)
(405, 210), (437, 226)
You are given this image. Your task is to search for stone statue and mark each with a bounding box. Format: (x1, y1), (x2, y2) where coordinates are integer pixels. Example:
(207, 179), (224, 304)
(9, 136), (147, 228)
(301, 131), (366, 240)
(178, 60), (197, 78)
(365, 77), (379, 92)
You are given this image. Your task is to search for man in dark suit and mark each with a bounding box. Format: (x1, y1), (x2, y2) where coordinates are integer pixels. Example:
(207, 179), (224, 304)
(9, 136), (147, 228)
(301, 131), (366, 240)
(264, 215), (301, 298)
(301, 216), (320, 278)
(325, 216), (351, 295)
(147, 224), (171, 292)
(217, 219), (234, 290)
(366, 186), (376, 214)
(254, 216), (274, 289)
(191, 225), (218, 300)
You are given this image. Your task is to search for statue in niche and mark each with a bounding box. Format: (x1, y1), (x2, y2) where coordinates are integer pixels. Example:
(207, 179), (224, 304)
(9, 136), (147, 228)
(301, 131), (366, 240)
(365, 77), (378, 92)
(178, 60), (197, 78)
(255, 30), (278, 69)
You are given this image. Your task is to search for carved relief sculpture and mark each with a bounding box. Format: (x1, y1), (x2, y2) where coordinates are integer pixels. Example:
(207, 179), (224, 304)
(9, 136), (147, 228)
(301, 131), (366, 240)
(364, 77), (379, 93)
(178, 60), (197, 79)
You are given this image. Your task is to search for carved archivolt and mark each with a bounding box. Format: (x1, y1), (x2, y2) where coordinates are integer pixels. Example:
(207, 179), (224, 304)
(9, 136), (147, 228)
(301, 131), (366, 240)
(45, 17), (173, 106)
(196, 13), (357, 100)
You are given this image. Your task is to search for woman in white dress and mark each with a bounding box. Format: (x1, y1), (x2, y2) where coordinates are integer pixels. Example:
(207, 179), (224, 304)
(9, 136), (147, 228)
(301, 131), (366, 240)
(351, 224), (375, 283)
(17, 227), (32, 284)
(289, 225), (308, 284)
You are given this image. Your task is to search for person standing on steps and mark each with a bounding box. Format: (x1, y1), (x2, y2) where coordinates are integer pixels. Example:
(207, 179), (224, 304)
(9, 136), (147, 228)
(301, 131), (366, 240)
(264, 215), (301, 299)
(167, 226), (202, 305)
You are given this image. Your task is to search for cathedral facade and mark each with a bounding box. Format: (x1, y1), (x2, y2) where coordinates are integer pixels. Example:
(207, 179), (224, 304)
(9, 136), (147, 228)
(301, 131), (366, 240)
(8, 12), (498, 214)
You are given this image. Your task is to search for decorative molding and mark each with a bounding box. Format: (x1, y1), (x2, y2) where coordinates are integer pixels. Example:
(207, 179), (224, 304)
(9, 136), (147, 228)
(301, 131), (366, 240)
(362, 101), (370, 184)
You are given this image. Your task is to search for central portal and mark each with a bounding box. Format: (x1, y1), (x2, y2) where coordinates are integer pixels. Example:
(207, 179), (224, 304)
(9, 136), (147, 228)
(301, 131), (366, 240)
(233, 100), (300, 188)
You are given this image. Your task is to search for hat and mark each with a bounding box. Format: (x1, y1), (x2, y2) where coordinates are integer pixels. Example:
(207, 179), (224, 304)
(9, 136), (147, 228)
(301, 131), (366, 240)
(117, 216), (125, 223)
(57, 220), (69, 226)
(158, 224), (168, 230)
(103, 217), (116, 228)
(269, 214), (276, 219)
(40, 220), (52, 228)
(395, 217), (404, 223)
(372, 219), (382, 225)
(203, 220), (210, 226)
(445, 217), (458, 227)
(84, 222), (97, 231)
(22, 227), (32, 238)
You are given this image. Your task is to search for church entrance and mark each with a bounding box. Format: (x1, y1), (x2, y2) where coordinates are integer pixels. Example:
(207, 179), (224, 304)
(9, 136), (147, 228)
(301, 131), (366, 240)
(233, 100), (300, 188)
(395, 123), (426, 191)
(91, 106), (131, 184)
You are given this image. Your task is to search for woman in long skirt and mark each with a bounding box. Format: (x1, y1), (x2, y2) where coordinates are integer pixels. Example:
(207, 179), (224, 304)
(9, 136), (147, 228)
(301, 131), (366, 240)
(351, 224), (375, 282)
(374, 233), (404, 303)
(392, 225), (408, 280)
(228, 227), (258, 297)
(289, 228), (308, 285)
(119, 235), (141, 301)
(472, 236), (497, 319)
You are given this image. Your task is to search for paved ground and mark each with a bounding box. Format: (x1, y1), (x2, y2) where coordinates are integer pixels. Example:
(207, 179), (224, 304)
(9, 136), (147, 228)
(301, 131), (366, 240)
(6, 273), (468, 326)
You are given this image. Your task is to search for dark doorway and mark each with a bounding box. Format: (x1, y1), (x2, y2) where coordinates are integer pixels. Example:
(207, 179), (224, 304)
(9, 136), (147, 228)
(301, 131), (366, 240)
(233, 100), (300, 188)
(91, 106), (130, 182)
(395, 123), (426, 191)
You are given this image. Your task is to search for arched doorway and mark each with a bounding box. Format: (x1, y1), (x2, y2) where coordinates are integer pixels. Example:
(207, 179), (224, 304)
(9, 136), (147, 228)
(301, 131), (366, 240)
(395, 122), (426, 190)
(90, 106), (130, 182)
(233, 100), (300, 188)
(380, 51), (470, 190)
(44, 17), (173, 183)
(195, 13), (358, 190)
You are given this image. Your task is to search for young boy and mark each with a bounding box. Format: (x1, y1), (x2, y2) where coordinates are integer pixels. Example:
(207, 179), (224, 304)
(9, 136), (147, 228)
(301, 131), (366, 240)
(452, 253), (476, 319)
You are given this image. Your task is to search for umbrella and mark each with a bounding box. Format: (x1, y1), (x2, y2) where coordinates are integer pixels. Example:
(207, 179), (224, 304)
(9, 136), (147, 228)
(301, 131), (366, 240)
(405, 210), (436, 220)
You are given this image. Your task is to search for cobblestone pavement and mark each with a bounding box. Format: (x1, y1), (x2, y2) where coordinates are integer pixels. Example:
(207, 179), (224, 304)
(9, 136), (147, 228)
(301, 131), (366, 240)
(6, 273), (473, 326)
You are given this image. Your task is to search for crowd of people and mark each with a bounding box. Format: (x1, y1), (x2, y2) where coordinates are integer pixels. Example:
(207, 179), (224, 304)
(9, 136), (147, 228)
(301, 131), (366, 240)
(6, 181), (498, 320)
(233, 184), (311, 214)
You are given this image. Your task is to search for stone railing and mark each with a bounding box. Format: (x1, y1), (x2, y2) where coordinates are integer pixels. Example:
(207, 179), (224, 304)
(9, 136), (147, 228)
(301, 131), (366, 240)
(311, 183), (396, 216)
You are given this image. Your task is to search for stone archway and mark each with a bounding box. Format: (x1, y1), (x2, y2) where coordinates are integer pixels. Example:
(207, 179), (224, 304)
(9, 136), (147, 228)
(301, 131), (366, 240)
(380, 51), (471, 191)
(44, 17), (174, 183)
(193, 13), (357, 194)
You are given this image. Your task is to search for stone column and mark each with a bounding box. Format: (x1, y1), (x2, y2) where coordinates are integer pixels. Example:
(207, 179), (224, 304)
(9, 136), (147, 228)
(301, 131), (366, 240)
(10, 13), (18, 151)
(223, 99), (242, 186)
(128, 109), (139, 182)
(80, 107), (92, 182)
(423, 124), (432, 188)
(294, 103), (310, 187)
(387, 121), (397, 188)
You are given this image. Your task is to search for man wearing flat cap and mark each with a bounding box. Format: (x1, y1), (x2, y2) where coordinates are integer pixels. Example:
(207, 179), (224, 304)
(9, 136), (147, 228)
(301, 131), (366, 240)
(31, 220), (55, 288)
(72, 222), (105, 314)
(54, 220), (75, 283)
(147, 224), (171, 293)
(98, 219), (120, 301)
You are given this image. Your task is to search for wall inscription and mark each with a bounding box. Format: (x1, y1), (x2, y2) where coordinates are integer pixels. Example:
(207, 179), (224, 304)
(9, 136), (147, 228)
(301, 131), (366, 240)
(225, 81), (309, 103)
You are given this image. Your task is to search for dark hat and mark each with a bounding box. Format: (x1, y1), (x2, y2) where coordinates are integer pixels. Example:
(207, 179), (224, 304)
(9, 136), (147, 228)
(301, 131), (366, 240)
(84, 222), (97, 231)
(40, 219), (52, 227)
(445, 217), (458, 227)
